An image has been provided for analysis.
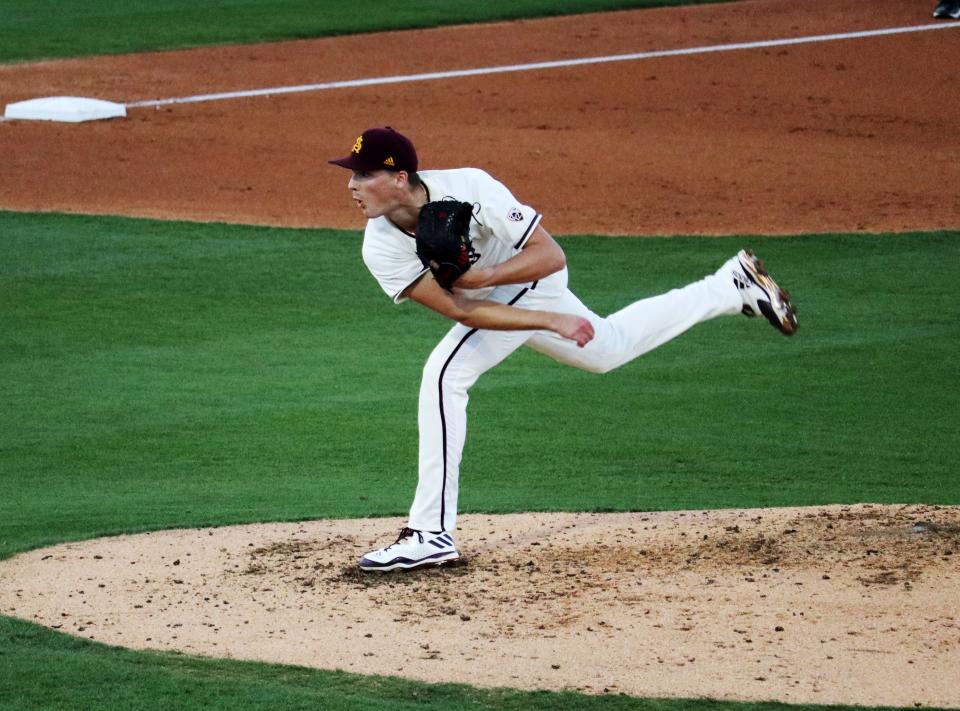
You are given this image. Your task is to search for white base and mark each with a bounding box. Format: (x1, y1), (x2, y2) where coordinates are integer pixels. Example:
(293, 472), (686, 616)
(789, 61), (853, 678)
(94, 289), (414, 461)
(4, 96), (127, 123)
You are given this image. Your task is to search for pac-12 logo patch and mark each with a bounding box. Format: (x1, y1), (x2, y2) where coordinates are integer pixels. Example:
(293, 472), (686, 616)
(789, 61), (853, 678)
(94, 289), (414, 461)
(507, 208), (524, 222)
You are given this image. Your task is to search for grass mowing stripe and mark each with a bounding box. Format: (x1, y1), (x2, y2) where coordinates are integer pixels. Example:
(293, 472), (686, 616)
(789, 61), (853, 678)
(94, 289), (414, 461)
(0, 0), (733, 63)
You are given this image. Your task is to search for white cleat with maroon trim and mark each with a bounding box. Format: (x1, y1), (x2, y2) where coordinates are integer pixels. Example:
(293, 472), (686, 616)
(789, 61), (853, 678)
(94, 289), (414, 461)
(359, 527), (460, 572)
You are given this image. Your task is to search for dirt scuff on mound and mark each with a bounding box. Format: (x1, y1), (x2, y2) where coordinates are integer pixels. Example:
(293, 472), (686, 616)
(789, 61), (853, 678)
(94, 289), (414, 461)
(1, 504), (958, 707)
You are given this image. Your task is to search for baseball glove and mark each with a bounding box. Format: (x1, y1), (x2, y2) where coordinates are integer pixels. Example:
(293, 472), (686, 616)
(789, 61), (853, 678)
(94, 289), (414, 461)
(415, 200), (479, 290)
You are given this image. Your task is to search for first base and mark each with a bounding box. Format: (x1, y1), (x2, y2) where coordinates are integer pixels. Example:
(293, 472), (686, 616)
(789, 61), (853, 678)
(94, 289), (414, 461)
(4, 96), (127, 123)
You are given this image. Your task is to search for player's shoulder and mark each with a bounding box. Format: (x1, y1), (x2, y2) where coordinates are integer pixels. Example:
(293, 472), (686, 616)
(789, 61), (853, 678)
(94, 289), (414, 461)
(361, 216), (398, 246)
(361, 219), (404, 273)
(421, 167), (502, 196)
(420, 166), (491, 181)
(361, 216), (397, 255)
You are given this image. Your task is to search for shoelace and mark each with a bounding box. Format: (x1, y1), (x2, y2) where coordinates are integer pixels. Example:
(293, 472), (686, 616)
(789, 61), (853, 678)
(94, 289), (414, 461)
(390, 527), (424, 548)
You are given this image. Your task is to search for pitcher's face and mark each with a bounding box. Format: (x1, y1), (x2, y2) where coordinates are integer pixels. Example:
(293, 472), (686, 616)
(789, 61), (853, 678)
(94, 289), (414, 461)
(347, 170), (404, 219)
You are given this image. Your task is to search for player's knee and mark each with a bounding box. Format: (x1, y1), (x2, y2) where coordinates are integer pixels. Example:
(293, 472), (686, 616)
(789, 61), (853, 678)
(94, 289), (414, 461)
(581, 359), (617, 375)
(572, 347), (620, 374)
(422, 350), (481, 395)
(421, 354), (445, 386)
(421, 352), (464, 390)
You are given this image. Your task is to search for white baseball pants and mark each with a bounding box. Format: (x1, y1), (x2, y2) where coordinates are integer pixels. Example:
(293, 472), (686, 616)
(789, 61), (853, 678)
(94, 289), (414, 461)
(407, 269), (742, 533)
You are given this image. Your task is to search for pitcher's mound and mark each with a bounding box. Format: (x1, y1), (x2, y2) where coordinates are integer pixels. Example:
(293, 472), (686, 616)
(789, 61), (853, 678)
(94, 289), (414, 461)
(1, 504), (958, 707)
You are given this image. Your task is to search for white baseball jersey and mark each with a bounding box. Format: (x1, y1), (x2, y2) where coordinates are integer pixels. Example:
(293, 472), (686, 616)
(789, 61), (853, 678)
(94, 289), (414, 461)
(361, 167), (567, 303)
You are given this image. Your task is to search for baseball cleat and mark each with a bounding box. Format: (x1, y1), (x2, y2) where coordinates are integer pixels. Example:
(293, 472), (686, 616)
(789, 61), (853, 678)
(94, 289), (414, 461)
(932, 0), (956, 17)
(721, 249), (798, 336)
(359, 527), (460, 572)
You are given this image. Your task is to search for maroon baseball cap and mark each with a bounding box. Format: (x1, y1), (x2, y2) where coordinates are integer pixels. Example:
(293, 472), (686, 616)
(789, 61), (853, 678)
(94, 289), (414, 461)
(328, 126), (418, 173)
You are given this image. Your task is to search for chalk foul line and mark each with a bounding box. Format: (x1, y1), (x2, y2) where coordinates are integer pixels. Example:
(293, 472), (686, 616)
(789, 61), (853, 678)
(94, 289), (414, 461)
(124, 22), (960, 110)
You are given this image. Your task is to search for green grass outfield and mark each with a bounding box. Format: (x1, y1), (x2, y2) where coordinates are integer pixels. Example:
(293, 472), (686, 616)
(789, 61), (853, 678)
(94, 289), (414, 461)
(2, 210), (958, 709)
(0, 0), (732, 63)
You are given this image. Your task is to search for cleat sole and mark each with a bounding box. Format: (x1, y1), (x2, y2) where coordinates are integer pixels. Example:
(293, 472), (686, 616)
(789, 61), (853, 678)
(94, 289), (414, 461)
(359, 551), (460, 573)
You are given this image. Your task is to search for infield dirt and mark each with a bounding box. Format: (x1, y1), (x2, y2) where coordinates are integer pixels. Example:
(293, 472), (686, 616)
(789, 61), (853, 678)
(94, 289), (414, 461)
(1, 0), (958, 235)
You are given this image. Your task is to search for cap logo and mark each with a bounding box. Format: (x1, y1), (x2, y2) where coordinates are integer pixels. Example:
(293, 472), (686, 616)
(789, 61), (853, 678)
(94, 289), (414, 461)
(383, 156), (395, 167)
(351, 136), (363, 154)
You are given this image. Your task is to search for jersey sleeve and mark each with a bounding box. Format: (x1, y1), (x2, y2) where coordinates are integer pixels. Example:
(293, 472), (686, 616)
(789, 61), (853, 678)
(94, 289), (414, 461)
(469, 169), (542, 251)
(361, 224), (429, 304)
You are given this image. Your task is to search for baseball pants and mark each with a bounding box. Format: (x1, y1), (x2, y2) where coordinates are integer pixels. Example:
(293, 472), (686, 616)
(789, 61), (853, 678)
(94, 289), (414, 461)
(407, 269), (742, 533)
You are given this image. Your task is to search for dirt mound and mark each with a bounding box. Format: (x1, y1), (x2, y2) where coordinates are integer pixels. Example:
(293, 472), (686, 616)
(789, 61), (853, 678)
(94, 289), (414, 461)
(2, 504), (958, 707)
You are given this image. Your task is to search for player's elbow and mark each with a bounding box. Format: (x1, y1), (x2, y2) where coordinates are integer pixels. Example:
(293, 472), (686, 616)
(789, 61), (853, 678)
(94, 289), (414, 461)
(533, 251), (566, 281)
(538, 238), (566, 276)
(525, 226), (566, 277)
(547, 249), (566, 275)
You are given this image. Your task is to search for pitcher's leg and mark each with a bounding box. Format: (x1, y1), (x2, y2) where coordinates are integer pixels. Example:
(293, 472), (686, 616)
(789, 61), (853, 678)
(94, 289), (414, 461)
(526, 270), (741, 373)
(602, 270), (742, 367)
(408, 320), (533, 533)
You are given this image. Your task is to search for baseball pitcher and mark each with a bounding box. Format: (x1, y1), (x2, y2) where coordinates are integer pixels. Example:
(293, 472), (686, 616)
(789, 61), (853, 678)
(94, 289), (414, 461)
(329, 126), (797, 572)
